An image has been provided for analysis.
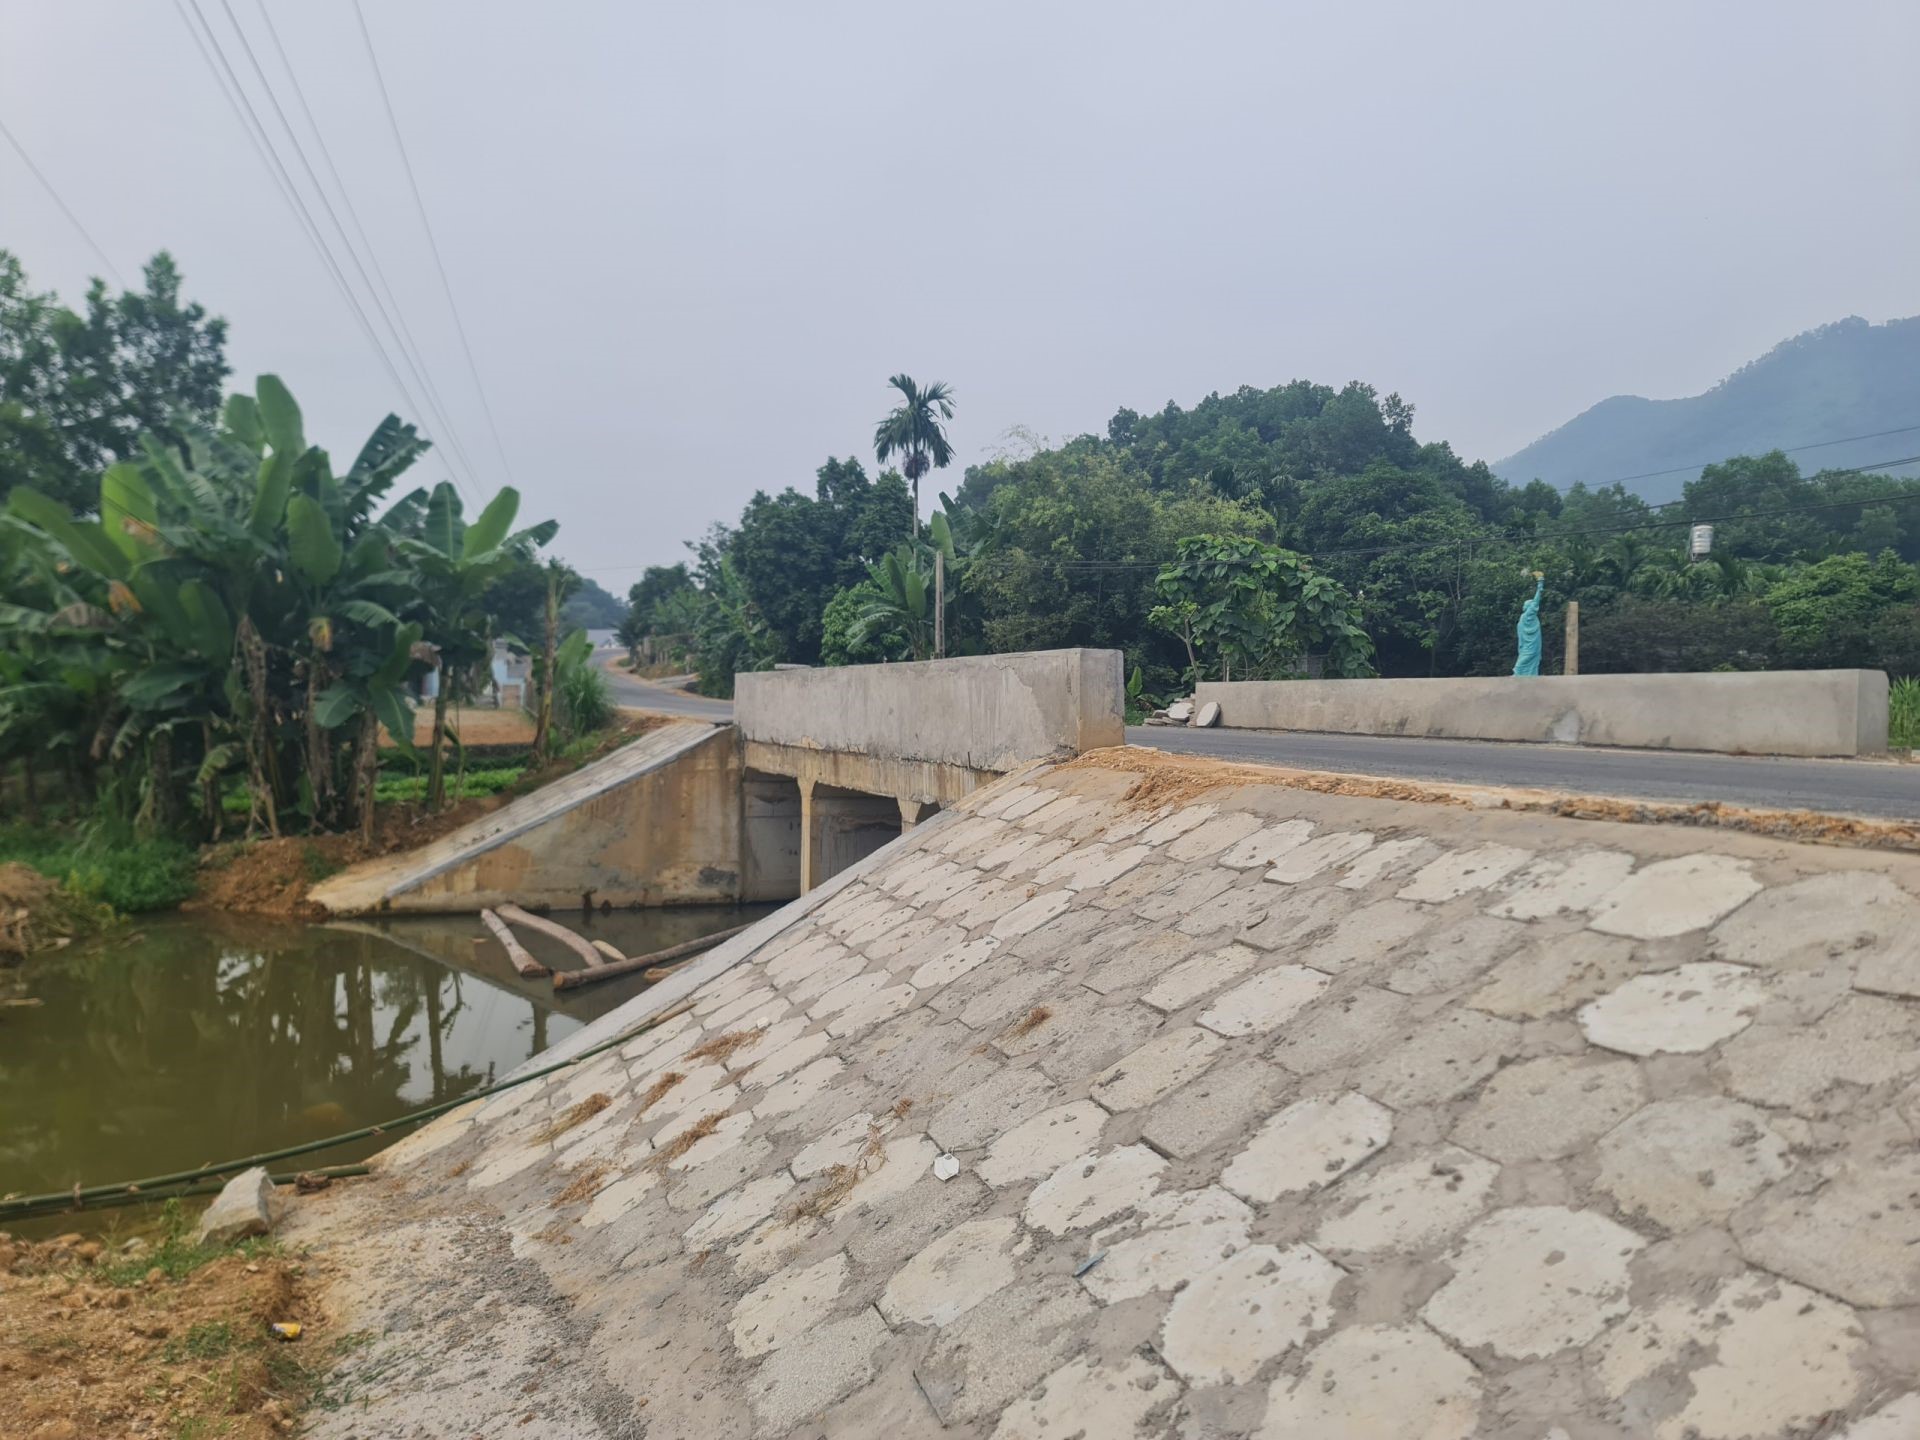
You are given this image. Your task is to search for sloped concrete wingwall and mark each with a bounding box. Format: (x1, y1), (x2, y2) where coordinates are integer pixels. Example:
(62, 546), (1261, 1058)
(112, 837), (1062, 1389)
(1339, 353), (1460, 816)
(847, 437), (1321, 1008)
(310, 722), (762, 916)
(735, 648), (1126, 773)
(1196, 669), (1889, 757)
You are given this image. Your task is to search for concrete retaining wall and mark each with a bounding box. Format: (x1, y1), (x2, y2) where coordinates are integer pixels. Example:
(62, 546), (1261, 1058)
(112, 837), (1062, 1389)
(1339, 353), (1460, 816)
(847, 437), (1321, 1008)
(1194, 670), (1890, 757)
(736, 648), (1125, 773)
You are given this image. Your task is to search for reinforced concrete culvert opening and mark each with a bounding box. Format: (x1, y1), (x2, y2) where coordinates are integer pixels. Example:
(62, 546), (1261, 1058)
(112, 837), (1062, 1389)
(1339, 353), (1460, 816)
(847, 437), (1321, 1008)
(536, 1093), (611, 1143)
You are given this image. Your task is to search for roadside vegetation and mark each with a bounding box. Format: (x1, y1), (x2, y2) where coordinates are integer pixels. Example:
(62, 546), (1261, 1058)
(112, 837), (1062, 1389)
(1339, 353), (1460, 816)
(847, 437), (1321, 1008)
(620, 376), (1920, 708)
(0, 251), (616, 928)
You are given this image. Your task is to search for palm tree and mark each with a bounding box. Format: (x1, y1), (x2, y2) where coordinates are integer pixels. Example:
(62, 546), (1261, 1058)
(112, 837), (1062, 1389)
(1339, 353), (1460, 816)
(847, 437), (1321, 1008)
(873, 375), (955, 535)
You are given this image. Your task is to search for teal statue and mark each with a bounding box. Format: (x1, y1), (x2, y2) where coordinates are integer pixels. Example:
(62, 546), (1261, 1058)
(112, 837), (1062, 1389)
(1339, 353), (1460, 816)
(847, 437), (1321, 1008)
(1512, 571), (1545, 676)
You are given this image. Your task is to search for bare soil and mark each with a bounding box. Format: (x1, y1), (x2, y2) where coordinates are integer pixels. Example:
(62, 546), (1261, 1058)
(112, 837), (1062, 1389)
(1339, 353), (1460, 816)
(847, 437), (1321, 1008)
(0, 864), (106, 963)
(0, 1230), (332, 1440)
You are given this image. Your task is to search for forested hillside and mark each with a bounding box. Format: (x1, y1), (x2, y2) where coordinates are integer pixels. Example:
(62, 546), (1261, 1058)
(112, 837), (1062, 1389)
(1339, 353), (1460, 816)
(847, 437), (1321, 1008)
(625, 375), (1920, 697)
(1495, 316), (1920, 502)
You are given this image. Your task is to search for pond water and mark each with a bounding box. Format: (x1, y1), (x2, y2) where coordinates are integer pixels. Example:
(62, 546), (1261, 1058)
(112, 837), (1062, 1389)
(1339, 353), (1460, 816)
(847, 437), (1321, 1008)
(0, 904), (769, 1223)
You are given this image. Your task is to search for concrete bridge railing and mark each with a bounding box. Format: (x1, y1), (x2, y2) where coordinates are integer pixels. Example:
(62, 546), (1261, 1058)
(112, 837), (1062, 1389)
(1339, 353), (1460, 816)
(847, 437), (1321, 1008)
(737, 648), (1124, 890)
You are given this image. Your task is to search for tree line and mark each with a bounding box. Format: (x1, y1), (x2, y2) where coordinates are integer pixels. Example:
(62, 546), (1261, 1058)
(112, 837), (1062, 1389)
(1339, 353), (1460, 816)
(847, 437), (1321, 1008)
(0, 250), (600, 841)
(623, 376), (1920, 702)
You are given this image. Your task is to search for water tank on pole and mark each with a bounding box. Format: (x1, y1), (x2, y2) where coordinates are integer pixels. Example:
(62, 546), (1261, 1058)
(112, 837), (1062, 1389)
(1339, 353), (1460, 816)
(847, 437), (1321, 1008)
(1689, 523), (1714, 559)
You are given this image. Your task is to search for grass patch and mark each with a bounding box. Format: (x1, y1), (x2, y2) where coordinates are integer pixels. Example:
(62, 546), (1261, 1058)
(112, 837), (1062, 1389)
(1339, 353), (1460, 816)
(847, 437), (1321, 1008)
(0, 821), (197, 914)
(93, 1201), (286, 1288)
(1893, 675), (1920, 748)
(164, 1320), (239, 1364)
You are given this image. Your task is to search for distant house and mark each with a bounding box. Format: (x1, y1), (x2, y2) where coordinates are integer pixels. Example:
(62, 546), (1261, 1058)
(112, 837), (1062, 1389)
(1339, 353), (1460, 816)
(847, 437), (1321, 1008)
(411, 640), (534, 711)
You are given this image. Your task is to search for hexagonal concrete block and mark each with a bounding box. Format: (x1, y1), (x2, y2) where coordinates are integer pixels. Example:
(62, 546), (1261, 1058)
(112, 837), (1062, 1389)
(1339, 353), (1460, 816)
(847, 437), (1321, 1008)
(1451, 1054), (1647, 1163)
(878, 1215), (1020, 1327)
(1260, 1324), (1481, 1440)
(730, 1253), (848, 1358)
(1313, 1144), (1500, 1257)
(1159, 1243), (1341, 1385)
(1422, 1206), (1645, 1360)
(1594, 1097), (1792, 1230)
(1023, 1144), (1167, 1235)
(1221, 1091), (1393, 1204)
(989, 1350), (1180, 1440)
(1587, 854), (1762, 939)
(1597, 1271), (1866, 1440)
(1577, 961), (1764, 1056)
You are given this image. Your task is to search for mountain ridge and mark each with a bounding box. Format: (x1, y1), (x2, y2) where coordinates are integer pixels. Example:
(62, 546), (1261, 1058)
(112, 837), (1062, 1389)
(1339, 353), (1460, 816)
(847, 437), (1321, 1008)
(1493, 315), (1920, 503)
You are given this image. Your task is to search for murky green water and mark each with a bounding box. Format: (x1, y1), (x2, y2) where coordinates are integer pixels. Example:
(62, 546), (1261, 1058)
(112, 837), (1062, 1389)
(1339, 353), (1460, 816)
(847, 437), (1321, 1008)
(0, 905), (768, 1215)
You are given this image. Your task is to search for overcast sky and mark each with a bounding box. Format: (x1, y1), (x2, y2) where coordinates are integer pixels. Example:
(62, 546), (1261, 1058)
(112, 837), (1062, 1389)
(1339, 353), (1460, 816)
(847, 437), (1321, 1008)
(6, 1), (1918, 585)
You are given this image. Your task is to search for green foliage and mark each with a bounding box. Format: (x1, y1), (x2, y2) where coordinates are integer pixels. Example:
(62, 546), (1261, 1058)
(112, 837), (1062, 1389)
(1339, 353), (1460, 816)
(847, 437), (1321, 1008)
(1891, 677), (1920, 749)
(92, 1198), (284, 1287)
(555, 628), (614, 735)
(0, 372), (557, 841)
(1151, 536), (1374, 682)
(873, 374), (955, 522)
(0, 250), (229, 514)
(0, 822), (196, 913)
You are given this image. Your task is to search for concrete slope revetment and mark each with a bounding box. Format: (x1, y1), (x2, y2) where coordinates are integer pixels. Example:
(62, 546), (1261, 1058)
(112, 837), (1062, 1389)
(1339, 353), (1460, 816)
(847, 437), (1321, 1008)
(308, 721), (746, 916)
(289, 748), (1920, 1439)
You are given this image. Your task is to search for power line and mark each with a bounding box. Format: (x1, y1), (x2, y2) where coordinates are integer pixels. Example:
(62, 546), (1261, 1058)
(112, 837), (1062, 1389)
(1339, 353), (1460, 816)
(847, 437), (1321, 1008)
(172, 0), (473, 498)
(1557, 422), (1920, 489)
(352, 0), (519, 492)
(240, 0), (487, 496)
(0, 113), (127, 287)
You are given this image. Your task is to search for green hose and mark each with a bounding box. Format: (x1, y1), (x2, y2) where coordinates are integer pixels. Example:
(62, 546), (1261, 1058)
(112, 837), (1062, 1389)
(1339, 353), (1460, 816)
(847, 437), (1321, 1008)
(0, 1001), (690, 1226)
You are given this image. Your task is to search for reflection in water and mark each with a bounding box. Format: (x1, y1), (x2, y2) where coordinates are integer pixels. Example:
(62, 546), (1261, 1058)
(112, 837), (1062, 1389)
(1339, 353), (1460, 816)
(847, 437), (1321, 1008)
(0, 905), (770, 1203)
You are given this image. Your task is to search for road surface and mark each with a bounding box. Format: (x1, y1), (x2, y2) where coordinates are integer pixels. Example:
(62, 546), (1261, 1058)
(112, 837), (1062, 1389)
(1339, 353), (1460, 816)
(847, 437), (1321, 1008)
(595, 652), (1920, 820)
(597, 652), (735, 721)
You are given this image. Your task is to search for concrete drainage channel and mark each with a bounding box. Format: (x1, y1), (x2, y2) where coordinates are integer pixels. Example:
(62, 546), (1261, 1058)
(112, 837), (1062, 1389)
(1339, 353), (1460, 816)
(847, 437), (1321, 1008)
(284, 745), (1920, 1439)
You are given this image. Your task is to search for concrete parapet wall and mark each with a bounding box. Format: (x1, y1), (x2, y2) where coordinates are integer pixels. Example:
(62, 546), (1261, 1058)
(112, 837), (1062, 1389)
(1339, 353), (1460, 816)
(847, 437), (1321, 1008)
(736, 648), (1125, 774)
(1194, 669), (1890, 757)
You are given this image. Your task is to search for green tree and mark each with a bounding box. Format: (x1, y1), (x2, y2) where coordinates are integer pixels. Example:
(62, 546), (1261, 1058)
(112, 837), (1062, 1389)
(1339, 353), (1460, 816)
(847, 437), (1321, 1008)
(1150, 535), (1374, 683)
(873, 375), (955, 533)
(0, 250), (228, 513)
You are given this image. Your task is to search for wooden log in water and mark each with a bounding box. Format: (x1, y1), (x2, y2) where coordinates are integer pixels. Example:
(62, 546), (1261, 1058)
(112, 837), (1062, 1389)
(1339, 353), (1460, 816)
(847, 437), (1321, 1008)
(591, 939), (626, 963)
(553, 922), (755, 992)
(480, 907), (550, 978)
(497, 903), (606, 969)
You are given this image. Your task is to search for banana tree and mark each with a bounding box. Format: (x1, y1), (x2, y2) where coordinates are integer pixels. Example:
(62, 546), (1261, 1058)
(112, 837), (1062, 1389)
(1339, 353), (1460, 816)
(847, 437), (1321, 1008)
(390, 482), (557, 807)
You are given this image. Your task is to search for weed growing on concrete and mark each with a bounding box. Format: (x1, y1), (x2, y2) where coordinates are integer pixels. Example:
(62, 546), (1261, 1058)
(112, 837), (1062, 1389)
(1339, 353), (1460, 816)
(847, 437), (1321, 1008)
(648, 1112), (724, 1169)
(554, 1163), (612, 1208)
(687, 1029), (760, 1066)
(1004, 1005), (1053, 1040)
(783, 1123), (887, 1224)
(536, 1093), (611, 1143)
(635, 1072), (685, 1114)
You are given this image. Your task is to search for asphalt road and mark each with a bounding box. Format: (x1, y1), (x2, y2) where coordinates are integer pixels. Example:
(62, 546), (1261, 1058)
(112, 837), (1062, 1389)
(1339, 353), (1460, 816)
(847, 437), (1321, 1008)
(597, 652), (737, 721)
(596, 652), (1920, 820)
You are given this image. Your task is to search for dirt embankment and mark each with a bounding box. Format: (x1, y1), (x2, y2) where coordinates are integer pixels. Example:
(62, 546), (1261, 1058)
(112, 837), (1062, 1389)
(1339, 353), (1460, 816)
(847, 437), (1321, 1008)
(0, 865), (106, 965)
(193, 718), (671, 919)
(0, 1229), (329, 1439)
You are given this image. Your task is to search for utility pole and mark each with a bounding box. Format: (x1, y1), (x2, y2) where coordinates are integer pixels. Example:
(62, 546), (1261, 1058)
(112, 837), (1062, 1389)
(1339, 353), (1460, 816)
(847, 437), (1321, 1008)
(1564, 600), (1580, 676)
(934, 550), (946, 660)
